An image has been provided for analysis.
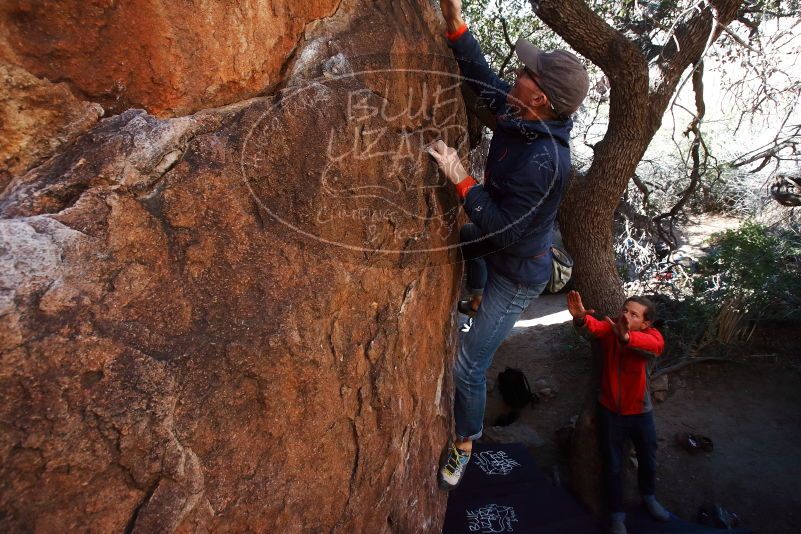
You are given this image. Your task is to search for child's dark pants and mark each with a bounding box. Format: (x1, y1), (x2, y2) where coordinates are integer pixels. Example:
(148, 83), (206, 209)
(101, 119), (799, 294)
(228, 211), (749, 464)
(597, 404), (658, 513)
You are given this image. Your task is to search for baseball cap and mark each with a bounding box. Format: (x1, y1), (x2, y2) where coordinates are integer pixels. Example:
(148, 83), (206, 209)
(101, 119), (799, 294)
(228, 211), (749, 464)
(514, 37), (589, 118)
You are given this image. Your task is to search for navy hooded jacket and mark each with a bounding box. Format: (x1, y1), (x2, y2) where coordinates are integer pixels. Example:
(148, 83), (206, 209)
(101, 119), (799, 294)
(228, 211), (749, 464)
(448, 28), (573, 286)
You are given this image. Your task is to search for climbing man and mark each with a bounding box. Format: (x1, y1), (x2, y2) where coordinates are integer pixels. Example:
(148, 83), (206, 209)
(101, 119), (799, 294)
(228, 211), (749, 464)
(427, 0), (589, 490)
(567, 290), (671, 534)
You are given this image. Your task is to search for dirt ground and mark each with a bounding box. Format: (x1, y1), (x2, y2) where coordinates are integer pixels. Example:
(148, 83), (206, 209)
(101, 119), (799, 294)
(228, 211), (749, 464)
(473, 292), (801, 533)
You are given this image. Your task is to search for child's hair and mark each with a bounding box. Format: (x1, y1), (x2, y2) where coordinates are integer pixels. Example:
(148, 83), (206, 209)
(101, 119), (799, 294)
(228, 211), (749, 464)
(624, 295), (657, 323)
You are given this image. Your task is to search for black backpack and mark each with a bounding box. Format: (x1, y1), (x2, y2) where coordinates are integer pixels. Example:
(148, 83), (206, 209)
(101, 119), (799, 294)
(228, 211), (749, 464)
(495, 367), (538, 425)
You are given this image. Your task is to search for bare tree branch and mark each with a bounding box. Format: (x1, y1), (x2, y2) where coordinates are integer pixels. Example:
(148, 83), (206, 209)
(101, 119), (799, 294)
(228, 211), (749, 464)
(721, 22), (760, 51)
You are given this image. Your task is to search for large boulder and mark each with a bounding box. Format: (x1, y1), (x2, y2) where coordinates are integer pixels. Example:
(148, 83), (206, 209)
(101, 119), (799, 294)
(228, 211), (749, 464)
(0, 1), (469, 532)
(0, 0), (341, 116)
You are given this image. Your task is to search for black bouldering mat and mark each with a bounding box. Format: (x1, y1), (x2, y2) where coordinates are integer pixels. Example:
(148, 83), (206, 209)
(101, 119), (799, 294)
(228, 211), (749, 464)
(442, 442), (755, 534)
(443, 442), (599, 533)
(443, 490), (601, 533)
(457, 443), (552, 494)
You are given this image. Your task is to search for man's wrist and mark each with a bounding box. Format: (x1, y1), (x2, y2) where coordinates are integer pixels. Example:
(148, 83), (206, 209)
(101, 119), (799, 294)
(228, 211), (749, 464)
(573, 316), (586, 327)
(455, 175), (477, 199)
(446, 16), (466, 33)
(451, 168), (468, 185)
(445, 21), (468, 41)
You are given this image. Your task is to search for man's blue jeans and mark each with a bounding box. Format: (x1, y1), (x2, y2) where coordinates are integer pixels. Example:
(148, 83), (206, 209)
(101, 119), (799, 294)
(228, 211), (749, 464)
(459, 223), (492, 296)
(453, 265), (547, 441)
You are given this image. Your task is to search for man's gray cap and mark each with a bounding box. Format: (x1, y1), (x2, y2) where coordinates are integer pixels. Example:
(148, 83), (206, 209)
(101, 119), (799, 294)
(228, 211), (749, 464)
(515, 37), (590, 117)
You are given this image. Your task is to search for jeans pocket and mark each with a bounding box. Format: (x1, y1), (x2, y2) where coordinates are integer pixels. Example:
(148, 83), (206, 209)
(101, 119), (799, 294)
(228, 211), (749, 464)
(512, 286), (537, 312)
(523, 280), (547, 301)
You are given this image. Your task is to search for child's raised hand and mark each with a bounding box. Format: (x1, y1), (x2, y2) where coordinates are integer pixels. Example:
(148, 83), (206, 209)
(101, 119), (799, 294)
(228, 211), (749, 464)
(604, 315), (631, 344)
(567, 290), (594, 319)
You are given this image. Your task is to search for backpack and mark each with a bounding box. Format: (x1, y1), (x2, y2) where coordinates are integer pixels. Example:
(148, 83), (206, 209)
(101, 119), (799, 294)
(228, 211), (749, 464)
(546, 244), (573, 294)
(497, 367), (539, 412)
(495, 367), (539, 426)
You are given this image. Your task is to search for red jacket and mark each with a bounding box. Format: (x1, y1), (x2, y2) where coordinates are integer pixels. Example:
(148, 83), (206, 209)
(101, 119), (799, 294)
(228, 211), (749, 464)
(578, 315), (665, 415)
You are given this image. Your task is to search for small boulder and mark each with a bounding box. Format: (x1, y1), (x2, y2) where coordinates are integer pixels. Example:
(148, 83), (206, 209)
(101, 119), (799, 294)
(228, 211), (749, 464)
(651, 374), (669, 393)
(533, 376), (559, 399)
(484, 422), (545, 448)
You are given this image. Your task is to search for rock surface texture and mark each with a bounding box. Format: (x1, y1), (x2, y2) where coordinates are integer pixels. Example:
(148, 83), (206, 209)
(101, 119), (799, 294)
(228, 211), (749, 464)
(1, 1), (468, 532)
(0, 61), (103, 192)
(0, 0), (342, 116)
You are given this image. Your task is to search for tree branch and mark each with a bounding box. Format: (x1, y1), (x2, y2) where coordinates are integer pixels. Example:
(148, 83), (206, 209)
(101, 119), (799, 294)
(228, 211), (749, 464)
(650, 0), (743, 117)
(497, 13), (518, 78)
(530, 0), (647, 85)
(654, 61), (707, 244)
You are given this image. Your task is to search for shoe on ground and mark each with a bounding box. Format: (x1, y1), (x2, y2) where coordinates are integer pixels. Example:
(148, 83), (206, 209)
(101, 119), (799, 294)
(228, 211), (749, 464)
(606, 519), (627, 534)
(438, 443), (471, 490)
(642, 495), (671, 522)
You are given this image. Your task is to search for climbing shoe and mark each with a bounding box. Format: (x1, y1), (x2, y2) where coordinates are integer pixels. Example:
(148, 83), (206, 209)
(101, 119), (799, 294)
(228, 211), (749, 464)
(607, 513), (627, 534)
(438, 443), (471, 490)
(642, 495), (671, 522)
(607, 519), (627, 534)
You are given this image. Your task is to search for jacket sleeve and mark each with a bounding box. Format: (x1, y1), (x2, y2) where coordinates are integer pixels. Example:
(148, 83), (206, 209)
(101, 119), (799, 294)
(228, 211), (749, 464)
(626, 328), (665, 360)
(447, 28), (510, 116)
(462, 151), (559, 250)
(575, 314), (612, 339)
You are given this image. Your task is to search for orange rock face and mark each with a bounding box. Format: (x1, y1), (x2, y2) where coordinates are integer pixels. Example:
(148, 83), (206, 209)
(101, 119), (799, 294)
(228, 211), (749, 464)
(1, 0), (470, 532)
(0, 61), (103, 191)
(0, 0), (341, 116)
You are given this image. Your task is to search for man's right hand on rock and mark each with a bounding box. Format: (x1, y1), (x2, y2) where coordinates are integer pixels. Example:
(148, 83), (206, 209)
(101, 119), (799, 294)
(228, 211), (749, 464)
(426, 140), (469, 185)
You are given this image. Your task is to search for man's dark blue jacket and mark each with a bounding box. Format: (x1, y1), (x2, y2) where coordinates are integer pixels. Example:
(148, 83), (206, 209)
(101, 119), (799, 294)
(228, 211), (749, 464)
(448, 28), (573, 286)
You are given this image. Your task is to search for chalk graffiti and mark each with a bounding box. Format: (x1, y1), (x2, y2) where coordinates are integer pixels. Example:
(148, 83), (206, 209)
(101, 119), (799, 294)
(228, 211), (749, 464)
(466, 503), (519, 533)
(474, 450), (521, 475)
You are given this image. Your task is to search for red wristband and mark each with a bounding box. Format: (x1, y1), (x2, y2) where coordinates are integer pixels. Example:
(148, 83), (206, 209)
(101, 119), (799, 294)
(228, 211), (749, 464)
(445, 23), (469, 42)
(455, 176), (477, 199)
